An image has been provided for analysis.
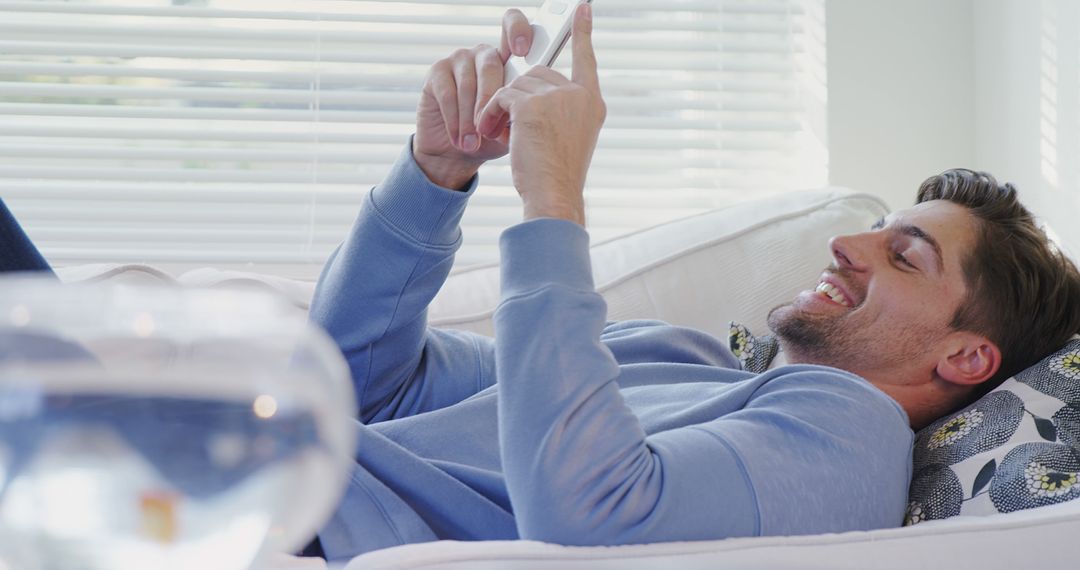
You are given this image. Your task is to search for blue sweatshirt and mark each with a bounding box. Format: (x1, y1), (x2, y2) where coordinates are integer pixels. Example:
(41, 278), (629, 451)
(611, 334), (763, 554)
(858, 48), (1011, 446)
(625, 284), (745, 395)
(308, 142), (914, 560)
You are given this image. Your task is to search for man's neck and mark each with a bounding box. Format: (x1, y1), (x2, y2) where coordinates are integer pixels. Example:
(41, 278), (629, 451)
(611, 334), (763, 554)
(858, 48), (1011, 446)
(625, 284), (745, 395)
(777, 339), (947, 430)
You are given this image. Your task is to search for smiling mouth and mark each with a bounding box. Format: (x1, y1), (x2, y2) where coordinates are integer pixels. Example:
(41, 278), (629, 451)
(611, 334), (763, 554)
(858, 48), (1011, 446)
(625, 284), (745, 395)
(815, 281), (852, 307)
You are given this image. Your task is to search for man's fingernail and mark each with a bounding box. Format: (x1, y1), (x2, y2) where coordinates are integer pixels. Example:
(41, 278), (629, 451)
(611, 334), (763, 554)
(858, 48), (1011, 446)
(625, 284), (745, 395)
(583, 3), (592, 21)
(514, 37), (528, 56)
(463, 134), (478, 150)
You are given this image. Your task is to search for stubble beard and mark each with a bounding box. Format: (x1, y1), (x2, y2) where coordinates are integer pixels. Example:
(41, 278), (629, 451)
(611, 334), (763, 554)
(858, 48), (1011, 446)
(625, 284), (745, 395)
(766, 301), (860, 368)
(766, 299), (938, 377)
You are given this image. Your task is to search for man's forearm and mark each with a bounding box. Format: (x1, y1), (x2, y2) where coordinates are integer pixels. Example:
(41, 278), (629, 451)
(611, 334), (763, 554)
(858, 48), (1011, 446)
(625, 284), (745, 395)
(493, 219), (653, 543)
(310, 138), (478, 422)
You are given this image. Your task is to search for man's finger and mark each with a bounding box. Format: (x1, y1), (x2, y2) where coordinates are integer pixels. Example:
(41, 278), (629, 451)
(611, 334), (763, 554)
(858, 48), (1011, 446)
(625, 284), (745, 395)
(474, 47), (505, 127)
(427, 67), (460, 145)
(499, 9), (533, 61)
(570, 2), (599, 90)
(453, 55), (479, 151)
(476, 87), (526, 138)
(504, 74), (555, 94)
(489, 114), (511, 146)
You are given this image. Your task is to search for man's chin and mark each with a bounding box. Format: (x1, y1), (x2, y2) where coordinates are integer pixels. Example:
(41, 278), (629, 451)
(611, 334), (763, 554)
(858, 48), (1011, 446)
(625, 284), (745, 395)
(766, 301), (843, 358)
(765, 301), (797, 335)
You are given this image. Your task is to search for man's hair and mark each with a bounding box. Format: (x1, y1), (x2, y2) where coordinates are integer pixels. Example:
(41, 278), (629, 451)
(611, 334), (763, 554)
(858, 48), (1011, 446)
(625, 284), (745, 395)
(916, 169), (1080, 402)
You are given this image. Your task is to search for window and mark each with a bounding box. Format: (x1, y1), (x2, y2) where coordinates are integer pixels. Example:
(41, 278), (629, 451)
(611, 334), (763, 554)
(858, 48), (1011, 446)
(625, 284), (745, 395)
(1, 0), (827, 278)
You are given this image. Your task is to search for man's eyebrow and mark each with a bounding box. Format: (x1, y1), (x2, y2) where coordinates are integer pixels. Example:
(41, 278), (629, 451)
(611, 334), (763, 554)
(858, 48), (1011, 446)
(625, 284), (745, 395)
(896, 223), (944, 274)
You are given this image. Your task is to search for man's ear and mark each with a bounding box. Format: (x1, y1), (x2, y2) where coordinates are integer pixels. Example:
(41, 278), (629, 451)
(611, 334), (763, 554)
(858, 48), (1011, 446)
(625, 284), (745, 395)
(936, 332), (1002, 386)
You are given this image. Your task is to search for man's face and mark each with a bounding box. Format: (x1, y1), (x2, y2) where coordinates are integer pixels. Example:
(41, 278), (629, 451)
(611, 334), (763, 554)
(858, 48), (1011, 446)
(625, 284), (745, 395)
(767, 199), (979, 386)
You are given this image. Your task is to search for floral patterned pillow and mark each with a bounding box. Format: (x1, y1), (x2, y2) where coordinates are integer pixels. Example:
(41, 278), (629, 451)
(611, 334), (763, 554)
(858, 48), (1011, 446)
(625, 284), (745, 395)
(906, 336), (1080, 525)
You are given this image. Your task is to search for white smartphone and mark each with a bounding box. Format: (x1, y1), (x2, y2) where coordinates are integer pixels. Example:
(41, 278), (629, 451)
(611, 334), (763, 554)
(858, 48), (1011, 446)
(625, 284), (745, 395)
(504, 0), (593, 84)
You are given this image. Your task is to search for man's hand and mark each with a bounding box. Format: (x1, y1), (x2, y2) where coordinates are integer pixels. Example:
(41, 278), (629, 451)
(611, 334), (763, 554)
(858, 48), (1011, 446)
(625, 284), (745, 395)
(476, 3), (604, 225)
(413, 10), (535, 190)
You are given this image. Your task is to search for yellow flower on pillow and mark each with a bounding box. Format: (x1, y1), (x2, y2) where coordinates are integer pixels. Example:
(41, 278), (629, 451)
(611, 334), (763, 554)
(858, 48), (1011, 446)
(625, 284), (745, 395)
(928, 409), (985, 450)
(1049, 351), (1080, 380)
(728, 327), (754, 359)
(1024, 462), (1079, 498)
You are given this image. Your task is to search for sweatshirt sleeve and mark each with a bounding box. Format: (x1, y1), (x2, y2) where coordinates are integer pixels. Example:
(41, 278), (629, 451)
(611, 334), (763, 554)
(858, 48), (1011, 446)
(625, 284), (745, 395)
(493, 219), (757, 544)
(310, 139), (496, 424)
(493, 220), (912, 545)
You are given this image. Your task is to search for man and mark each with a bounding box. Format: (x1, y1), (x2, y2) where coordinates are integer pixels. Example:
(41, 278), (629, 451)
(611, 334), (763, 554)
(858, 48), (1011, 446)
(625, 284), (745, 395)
(307, 4), (1080, 560)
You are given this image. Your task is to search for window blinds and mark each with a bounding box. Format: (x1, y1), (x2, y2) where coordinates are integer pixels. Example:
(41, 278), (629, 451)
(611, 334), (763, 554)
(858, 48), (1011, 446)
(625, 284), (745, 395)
(0, 0), (827, 279)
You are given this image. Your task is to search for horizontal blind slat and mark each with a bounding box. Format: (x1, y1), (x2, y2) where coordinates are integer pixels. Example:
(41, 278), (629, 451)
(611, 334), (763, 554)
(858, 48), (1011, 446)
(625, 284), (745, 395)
(0, 61), (801, 89)
(0, 83), (795, 111)
(0, 0), (800, 15)
(0, 41), (802, 65)
(2, 23), (797, 52)
(0, 101), (803, 123)
(0, 102), (415, 123)
(0, 115), (798, 140)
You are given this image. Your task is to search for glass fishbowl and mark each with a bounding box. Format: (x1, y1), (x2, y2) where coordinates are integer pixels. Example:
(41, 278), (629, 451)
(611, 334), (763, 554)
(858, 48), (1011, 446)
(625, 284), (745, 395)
(0, 277), (357, 570)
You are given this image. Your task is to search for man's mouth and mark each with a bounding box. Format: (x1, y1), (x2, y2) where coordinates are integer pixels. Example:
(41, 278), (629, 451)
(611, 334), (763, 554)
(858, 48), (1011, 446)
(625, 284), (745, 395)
(814, 279), (853, 307)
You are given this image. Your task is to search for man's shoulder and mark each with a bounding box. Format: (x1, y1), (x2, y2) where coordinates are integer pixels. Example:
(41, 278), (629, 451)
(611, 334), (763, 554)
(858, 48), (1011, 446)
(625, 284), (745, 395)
(750, 364), (911, 424)
(710, 363), (914, 536)
(760, 362), (880, 389)
(601, 319), (743, 369)
(601, 319), (722, 341)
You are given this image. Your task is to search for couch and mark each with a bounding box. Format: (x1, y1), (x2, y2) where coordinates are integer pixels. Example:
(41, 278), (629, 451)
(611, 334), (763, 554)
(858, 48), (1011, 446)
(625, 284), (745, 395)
(57, 188), (1080, 568)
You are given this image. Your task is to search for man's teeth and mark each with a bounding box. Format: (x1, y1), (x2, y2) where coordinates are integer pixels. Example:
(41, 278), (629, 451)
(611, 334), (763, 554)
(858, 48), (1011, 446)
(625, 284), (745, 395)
(815, 282), (851, 307)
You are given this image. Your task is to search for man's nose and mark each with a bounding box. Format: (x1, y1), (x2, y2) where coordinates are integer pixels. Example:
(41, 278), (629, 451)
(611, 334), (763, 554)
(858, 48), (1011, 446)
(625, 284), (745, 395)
(827, 233), (873, 272)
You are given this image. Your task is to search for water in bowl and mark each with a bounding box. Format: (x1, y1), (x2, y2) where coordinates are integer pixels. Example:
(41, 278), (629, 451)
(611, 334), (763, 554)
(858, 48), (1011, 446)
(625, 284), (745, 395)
(0, 378), (339, 570)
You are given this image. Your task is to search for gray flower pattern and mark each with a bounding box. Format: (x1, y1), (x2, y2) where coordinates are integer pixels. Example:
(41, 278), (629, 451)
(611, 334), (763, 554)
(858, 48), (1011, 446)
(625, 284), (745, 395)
(905, 463), (962, 525)
(1053, 403), (1080, 448)
(1015, 339), (1080, 403)
(914, 390), (1024, 466)
(991, 442), (1080, 512)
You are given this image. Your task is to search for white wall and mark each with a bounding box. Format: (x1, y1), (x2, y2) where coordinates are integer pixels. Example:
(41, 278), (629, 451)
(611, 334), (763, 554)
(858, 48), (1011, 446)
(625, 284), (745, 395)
(972, 0), (1080, 257)
(827, 0), (1080, 255)
(826, 0), (976, 212)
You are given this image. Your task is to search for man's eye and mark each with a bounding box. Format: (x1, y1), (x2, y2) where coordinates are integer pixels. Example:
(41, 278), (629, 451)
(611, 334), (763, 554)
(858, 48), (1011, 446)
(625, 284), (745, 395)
(894, 251), (916, 269)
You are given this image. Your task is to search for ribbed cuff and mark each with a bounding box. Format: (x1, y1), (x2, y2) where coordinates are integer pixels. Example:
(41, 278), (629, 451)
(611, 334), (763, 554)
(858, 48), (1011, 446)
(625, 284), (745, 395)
(369, 136), (478, 246)
(499, 218), (594, 299)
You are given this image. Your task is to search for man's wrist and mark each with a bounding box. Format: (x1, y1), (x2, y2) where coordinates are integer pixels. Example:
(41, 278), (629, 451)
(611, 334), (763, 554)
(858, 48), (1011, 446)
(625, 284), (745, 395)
(370, 139), (476, 246)
(412, 145), (482, 191)
(522, 196), (586, 226)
